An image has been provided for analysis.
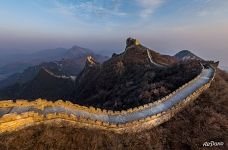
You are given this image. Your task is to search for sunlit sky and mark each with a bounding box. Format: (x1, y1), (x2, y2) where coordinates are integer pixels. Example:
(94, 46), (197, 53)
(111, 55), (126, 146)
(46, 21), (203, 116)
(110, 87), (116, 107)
(0, 0), (228, 67)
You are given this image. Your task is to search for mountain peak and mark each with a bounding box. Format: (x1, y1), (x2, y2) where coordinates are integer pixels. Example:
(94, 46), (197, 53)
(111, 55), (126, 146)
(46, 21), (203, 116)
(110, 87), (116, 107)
(122, 38), (176, 66)
(71, 45), (84, 50)
(180, 50), (191, 53)
(63, 45), (93, 59)
(126, 37), (141, 49)
(175, 50), (203, 61)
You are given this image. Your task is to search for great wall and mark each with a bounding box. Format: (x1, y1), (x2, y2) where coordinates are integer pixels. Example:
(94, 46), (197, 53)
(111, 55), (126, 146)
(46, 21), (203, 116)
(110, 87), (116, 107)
(0, 64), (216, 134)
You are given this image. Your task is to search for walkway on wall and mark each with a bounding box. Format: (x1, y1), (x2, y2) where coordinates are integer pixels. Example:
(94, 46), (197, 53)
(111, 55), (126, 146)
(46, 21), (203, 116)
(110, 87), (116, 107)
(146, 49), (165, 67)
(0, 66), (215, 125)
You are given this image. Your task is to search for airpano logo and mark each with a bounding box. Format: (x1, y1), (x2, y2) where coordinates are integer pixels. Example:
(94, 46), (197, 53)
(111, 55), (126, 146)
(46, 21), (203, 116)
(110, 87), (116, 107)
(203, 141), (224, 147)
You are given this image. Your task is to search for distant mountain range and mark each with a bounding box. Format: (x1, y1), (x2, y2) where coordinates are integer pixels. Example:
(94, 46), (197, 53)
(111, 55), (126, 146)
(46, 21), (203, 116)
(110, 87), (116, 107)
(0, 48), (67, 75)
(0, 46), (108, 79)
(0, 38), (202, 110)
(0, 45), (108, 89)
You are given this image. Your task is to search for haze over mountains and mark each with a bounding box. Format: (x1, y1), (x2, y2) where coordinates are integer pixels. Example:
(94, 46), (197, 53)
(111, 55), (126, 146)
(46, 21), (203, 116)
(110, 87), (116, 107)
(0, 38), (203, 110)
(0, 46), (205, 82)
(0, 45), (108, 89)
(0, 45), (108, 80)
(0, 1), (227, 149)
(0, 38), (226, 150)
(1, 40), (224, 85)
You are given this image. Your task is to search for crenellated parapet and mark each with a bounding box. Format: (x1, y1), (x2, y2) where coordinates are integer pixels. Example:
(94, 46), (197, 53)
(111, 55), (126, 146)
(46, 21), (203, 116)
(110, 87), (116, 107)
(0, 65), (216, 133)
(0, 72), (203, 116)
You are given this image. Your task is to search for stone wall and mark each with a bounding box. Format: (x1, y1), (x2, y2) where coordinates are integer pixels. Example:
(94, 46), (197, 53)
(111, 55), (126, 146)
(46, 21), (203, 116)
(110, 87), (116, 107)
(0, 71), (203, 116)
(0, 66), (215, 133)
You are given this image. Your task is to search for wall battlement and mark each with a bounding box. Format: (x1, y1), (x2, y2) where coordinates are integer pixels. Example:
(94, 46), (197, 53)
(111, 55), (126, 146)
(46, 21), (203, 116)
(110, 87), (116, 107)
(0, 72), (203, 116)
(0, 66), (216, 133)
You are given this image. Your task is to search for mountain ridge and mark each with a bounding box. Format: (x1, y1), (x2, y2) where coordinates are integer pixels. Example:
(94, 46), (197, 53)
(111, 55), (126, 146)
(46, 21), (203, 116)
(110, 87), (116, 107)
(0, 45), (108, 80)
(0, 38), (202, 111)
(0, 46), (108, 89)
(73, 38), (201, 110)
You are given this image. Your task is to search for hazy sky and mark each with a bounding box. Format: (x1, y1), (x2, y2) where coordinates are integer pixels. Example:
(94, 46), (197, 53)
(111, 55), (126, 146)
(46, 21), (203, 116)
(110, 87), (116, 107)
(0, 0), (227, 67)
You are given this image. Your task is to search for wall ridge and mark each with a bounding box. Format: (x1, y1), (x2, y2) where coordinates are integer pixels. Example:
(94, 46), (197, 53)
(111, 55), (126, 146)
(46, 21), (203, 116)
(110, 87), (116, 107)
(0, 68), (204, 115)
(0, 65), (216, 133)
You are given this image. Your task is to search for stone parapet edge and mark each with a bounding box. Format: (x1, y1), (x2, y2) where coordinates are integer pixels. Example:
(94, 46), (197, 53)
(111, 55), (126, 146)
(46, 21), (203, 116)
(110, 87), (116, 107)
(0, 68), (204, 116)
(0, 81), (212, 134)
(0, 65), (216, 133)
